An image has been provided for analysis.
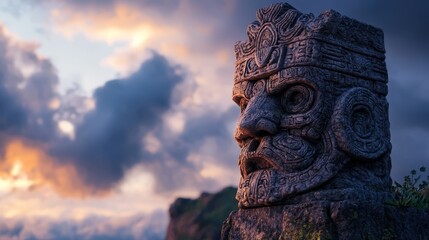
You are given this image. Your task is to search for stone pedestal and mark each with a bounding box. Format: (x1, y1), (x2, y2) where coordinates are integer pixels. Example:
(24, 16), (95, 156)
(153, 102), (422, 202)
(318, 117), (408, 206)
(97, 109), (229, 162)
(222, 200), (429, 240)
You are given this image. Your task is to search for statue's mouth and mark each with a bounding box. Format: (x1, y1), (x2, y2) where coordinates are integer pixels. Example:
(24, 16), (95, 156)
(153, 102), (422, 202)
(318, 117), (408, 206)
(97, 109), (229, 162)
(240, 138), (278, 178)
(236, 130), (345, 208)
(239, 134), (317, 178)
(243, 156), (274, 177)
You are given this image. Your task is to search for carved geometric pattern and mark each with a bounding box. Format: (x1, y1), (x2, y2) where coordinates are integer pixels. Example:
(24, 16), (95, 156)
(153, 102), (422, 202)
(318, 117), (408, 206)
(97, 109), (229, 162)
(332, 87), (390, 160)
(234, 3), (387, 85)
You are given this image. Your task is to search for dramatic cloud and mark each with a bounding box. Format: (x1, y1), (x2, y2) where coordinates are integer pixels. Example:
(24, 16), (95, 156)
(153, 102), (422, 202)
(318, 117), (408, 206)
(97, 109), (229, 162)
(0, 25), (94, 197)
(0, 25), (238, 198)
(0, 25), (58, 144)
(50, 52), (185, 193)
(0, 30), (239, 240)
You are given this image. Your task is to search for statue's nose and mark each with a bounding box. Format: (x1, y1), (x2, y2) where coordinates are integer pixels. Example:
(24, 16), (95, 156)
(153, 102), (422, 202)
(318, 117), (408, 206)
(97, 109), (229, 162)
(235, 93), (280, 143)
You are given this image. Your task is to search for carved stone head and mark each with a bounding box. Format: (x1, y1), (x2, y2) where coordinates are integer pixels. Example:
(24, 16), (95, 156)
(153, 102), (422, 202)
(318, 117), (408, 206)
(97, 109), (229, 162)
(233, 3), (392, 208)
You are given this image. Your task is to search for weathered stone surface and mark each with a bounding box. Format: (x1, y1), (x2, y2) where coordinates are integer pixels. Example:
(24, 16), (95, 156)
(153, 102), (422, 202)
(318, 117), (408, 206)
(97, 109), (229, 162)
(222, 2), (429, 239)
(222, 200), (429, 239)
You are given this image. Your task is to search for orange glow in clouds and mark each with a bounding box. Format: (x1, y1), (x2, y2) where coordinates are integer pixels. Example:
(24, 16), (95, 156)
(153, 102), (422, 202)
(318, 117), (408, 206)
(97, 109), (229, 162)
(0, 139), (108, 198)
(51, 3), (154, 45)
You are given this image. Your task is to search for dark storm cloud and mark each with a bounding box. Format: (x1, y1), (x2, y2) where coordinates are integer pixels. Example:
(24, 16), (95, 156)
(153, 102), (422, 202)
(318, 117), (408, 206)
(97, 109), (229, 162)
(0, 25), (58, 146)
(18, 59), (59, 141)
(0, 71), (26, 134)
(0, 30), (28, 135)
(51, 52), (185, 190)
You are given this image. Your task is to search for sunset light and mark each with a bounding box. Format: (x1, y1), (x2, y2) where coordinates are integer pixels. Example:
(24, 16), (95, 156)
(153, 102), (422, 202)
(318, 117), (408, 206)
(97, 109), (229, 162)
(0, 0), (427, 239)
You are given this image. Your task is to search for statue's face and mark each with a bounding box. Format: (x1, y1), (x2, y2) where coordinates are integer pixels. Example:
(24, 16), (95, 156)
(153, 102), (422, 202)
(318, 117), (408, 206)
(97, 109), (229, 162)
(232, 69), (345, 207)
(234, 77), (325, 176)
(232, 68), (390, 208)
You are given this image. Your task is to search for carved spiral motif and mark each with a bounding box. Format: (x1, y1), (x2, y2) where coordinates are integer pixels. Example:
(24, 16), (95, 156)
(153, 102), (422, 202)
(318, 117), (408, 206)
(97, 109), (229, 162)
(272, 134), (316, 172)
(281, 85), (315, 114)
(333, 87), (389, 160)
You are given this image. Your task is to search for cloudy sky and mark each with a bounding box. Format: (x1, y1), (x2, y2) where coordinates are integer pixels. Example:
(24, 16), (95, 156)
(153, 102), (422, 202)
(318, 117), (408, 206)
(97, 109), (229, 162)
(0, 0), (427, 239)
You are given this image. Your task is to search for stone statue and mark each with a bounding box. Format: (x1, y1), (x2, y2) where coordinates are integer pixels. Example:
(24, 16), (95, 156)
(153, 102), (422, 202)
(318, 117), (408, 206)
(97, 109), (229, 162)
(222, 3), (429, 239)
(233, 2), (390, 208)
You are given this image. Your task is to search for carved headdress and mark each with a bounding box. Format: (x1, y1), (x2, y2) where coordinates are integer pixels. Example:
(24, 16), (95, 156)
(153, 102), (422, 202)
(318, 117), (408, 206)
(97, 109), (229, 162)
(234, 3), (387, 95)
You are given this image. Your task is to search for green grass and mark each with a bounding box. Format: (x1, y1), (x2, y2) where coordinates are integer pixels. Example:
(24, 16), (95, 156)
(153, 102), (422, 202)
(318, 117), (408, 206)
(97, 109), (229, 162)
(386, 166), (429, 209)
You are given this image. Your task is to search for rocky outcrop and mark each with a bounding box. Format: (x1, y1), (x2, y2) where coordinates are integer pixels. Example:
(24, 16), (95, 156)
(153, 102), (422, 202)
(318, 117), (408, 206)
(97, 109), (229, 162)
(166, 187), (237, 240)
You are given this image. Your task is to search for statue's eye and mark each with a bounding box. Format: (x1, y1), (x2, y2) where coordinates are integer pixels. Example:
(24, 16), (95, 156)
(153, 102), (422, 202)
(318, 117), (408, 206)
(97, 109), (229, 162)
(281, 85), (315, 114)
(239, 98), (248, 113)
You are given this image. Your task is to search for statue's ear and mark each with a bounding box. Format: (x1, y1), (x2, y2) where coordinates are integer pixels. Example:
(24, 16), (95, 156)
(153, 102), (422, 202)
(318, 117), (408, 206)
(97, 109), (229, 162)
(332, 87), (390, 161)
